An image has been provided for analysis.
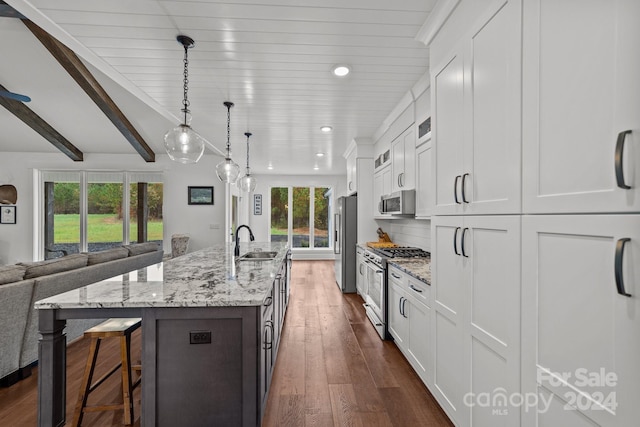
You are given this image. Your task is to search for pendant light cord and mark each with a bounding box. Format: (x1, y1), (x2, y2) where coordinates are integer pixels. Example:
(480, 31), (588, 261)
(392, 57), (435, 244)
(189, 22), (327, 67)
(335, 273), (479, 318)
(224, 102), (234, 159)
(182, 43), (190, 125)
(245, 132), (252, 171)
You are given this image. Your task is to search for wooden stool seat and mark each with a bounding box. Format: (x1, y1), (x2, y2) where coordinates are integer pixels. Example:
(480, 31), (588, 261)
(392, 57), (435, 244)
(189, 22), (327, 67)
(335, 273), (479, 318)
(72, 318), (142, 426)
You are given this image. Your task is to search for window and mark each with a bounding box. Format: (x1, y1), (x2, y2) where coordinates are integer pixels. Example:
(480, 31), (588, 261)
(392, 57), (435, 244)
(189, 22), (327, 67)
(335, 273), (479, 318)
(269, 186), (331, 249)
(41, 171), (163, 259)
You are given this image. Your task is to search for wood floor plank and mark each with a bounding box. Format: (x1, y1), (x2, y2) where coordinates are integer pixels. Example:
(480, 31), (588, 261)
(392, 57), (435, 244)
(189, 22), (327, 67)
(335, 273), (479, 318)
(329, 383), (364, 427)
(0, 260), (453, 427)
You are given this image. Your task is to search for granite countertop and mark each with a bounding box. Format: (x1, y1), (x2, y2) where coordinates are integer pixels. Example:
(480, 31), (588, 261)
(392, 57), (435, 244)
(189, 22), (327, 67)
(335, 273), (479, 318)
(387, 257), (431, 285)
(35, 242), (289, 310)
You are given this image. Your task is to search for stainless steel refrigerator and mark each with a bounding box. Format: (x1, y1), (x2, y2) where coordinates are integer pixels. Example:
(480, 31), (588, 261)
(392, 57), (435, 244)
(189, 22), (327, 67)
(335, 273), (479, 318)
(334, 195), (357, 293)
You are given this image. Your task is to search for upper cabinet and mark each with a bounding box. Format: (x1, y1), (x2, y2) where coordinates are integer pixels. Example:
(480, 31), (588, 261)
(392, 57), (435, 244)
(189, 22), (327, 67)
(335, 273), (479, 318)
(432, 0), (522, 216)
(391, 126), (416, 193)
(522, 0), (640, 213)
(415, 84), (433, 219)
(346, 149), (357, 195)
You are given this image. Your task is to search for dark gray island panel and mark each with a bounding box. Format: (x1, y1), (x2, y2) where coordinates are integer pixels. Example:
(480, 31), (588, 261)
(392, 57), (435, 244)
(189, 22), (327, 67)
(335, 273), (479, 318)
(142, 306), (259, 427)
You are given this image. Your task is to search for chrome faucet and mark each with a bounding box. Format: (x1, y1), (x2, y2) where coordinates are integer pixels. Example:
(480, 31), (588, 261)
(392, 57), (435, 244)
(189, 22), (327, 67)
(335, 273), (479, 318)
(234, 225), (255, 257)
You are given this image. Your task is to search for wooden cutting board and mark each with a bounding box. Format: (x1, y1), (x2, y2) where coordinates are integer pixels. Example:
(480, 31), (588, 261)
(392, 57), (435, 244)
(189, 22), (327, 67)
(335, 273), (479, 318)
(366, 242), (398, 248)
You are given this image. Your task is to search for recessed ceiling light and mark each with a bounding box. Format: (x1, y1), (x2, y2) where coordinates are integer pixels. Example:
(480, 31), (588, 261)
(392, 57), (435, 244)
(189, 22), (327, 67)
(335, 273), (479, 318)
(316, 152), (325, 157)
(320, 126), (332, 133)
(313, 165), (319, 170)
(267, 164), (273, 170)
(332, 65), (350, 77)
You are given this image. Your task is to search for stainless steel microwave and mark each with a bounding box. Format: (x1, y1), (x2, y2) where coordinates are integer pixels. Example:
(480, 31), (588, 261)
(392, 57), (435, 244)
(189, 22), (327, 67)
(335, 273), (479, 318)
(379, 190), (416, 215)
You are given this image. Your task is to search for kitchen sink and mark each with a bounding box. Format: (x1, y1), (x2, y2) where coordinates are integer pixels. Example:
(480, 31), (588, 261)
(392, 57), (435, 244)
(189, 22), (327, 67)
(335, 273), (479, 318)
(236, 251), (278, 261)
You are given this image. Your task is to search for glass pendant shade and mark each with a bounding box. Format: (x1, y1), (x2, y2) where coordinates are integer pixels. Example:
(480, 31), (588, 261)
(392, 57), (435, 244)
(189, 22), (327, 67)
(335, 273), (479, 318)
(216, 157), (240, 183)
(164, 124), (205, 164)
(238, 170), (257, 192)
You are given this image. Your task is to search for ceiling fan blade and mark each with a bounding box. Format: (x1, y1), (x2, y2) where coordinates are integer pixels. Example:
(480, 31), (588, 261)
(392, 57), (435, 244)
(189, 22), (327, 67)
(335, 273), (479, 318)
(0, 90), (31, 102)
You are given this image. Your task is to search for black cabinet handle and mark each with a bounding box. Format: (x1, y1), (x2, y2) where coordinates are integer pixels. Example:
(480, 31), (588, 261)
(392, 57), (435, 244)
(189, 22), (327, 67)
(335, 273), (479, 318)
(461, 173), (470, 203)
(264, 296), (273, 306)
(391, 272), (401, 279)
(461, 228), (469, 258)
(615, 238), (632, 297)
(399, 296), (404, 316)
(454, 227), (461, 255)
(615, 130), (632, 189)
(409, 284), (423, 293)
(402, 298), (408, 318)
(454, 175), (461, 204)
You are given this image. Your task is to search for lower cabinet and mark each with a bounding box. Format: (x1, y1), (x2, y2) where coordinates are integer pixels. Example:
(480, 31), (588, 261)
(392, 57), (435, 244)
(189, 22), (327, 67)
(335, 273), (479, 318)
(388, 265), (432, 386)
(356, 247), (367, 296)
(259, 254), (290, 419)
(521, 215), (640, 427)
(431, 216), (521, 427)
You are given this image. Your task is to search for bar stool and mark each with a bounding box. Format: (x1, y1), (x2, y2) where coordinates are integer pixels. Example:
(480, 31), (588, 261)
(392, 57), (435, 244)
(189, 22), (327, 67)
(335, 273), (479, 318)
(72, 318), (142, 426)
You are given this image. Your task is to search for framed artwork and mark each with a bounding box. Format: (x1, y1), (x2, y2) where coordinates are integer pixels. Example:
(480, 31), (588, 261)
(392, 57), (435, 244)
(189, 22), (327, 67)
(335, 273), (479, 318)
(188, 186), (214, 205)
(0, 205), (16, 224)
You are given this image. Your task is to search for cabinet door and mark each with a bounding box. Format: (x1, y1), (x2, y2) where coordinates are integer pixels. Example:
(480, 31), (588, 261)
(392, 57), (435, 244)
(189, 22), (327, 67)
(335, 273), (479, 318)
(402, 128), (416, 190)
(463, 215), (521, 427)
(431, 216), (466, 423)
(391, 131), (405, 193)
(346, 151), (357, 195)
(464, 0), (521, 215)
(522, 215), (640, 427)
(522, 0), (640, 213)
(373, 170), (384, 217)
(388, 279), (409, 347)
(416, 141), (433, 218)
(407, 298), (431, 386)
(356, 254), (367, 296)
(433, 49), (465, 215)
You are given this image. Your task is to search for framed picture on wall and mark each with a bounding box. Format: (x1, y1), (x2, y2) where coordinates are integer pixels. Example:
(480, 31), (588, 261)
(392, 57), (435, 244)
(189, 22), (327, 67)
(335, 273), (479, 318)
(0, 205), (16, 224)
(188, 186), (214, 205)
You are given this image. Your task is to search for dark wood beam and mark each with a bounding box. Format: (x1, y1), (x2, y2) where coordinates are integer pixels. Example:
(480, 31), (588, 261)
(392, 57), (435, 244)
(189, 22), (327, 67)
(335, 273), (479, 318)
(0, 83), (83, 161)
(23, 19), (156, 162)
(0, 1), (25, 18)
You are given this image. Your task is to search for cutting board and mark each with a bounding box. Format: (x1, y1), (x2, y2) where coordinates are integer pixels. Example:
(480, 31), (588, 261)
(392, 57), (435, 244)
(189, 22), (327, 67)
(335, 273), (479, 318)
(366, 242), (399, 248)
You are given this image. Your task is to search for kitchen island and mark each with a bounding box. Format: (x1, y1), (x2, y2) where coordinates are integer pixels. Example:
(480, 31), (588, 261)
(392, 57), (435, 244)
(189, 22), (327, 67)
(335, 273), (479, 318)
(35, 242), (290, 427)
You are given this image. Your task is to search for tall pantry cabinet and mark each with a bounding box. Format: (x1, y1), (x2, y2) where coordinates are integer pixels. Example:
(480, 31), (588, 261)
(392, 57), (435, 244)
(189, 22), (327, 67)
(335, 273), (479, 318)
(429, 0), (639, 427)
(430, 0), (523, 426)
(520, 1), (640, 427)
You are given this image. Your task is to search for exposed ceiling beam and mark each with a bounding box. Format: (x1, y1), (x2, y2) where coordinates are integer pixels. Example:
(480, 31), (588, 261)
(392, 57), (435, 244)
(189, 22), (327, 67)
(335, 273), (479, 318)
(23, 19), (156, 162)
(0, 1), (25, 18)
(0, 83), (83, 161)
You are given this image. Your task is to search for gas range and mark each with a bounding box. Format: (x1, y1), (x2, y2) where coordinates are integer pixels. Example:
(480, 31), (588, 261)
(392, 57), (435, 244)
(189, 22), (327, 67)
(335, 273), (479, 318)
(372, 246), (431, 259)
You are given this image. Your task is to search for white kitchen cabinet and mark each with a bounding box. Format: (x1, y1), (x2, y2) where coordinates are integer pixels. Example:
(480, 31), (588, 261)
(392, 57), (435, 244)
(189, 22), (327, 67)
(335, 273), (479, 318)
(356, 246), (367, 297)
(521, 215), (640, 427)
(387, 265), (432, 386)
(415, 139), (433, 218)
(522, 0), (640, 214)
(432, 0), (522, 216)
(373, 165), (393, 219)
(346, 149), (357, 195)
(431, 215), (521, 427)
(391, 126), (416, 193)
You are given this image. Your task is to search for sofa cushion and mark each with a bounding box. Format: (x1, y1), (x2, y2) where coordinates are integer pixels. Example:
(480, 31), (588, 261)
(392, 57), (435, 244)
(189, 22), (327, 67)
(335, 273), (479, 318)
(124, 242), (159, 256)
(20, 253), (89, 279)
(0, 264), (26, 285)
(87, 247), (129, 265)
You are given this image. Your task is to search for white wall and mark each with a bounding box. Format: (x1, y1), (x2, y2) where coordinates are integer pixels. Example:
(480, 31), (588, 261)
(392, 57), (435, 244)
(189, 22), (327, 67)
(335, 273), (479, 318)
(0, 152), (227, 264)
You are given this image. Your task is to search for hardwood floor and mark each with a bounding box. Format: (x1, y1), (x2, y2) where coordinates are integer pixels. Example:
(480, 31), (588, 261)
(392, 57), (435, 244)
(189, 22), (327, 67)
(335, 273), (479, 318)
(0, 260), (452, 427)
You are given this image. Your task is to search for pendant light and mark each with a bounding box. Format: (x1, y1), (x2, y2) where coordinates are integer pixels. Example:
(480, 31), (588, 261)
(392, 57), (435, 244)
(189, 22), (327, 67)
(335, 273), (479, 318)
(215, 101), (240, 183)
(238, 132), (257, 192)
(164, 35), (205, 164)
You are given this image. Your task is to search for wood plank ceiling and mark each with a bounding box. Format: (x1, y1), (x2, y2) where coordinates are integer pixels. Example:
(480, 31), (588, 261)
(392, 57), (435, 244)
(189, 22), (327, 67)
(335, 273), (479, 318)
(2, 0), (433, 174)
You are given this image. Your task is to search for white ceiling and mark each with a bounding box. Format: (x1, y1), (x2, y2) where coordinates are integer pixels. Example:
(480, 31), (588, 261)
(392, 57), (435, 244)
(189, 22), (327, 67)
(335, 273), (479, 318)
(1, 0), (433, 175)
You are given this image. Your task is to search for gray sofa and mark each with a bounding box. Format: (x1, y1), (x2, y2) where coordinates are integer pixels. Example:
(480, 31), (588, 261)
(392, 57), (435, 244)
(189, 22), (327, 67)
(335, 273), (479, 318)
(0, 242), (163, 386)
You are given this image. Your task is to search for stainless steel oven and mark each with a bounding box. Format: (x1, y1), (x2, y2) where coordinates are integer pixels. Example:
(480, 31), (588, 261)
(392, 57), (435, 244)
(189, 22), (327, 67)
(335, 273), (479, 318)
(362, 246), (431, 340)
(362, 249), (386, 339)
